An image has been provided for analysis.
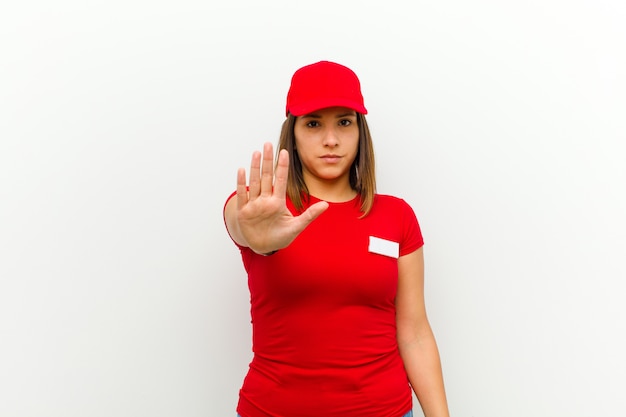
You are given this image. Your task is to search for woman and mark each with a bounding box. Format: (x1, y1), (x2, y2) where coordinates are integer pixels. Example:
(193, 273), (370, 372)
(224, 61), (449, 417)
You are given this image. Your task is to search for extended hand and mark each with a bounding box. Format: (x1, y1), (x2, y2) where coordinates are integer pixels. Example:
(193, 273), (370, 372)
(234, 142), (328, 254)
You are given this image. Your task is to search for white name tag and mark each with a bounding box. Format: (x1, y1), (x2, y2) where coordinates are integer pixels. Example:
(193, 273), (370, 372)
(368, 236), (399, 258)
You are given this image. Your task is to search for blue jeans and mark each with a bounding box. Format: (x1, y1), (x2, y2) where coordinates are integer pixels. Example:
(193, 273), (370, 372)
(237, 412), (412, 417)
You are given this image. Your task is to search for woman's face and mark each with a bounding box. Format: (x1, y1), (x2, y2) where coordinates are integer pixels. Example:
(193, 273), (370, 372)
(294, 106), (359, 189)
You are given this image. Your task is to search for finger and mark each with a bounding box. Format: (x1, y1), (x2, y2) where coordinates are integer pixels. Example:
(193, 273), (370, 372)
(260, 142), (274, 197)
(248, 150), (262, 200)
(273, 149), (289, 200)
(236, 167), (248, 209)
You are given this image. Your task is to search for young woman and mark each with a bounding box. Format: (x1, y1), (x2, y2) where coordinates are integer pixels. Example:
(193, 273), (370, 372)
(224, 61), (449, 417)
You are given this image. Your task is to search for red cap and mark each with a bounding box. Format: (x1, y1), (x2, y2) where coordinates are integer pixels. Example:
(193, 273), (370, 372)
(286, 61), (368, 116)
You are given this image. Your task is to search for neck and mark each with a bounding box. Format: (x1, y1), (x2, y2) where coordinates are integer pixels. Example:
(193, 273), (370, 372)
(304, 176), (357, 203)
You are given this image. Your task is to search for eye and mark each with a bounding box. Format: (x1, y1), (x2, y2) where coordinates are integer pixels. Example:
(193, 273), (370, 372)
(339, 119), (352, 127)
(306, 120), (320, 128)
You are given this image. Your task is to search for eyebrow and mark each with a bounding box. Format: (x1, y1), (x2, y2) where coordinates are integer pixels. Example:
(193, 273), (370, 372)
(301, 112), (357, 119)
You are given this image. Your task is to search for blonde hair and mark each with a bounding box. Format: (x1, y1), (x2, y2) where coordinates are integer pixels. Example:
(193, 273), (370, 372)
(277, 113), (376, 217)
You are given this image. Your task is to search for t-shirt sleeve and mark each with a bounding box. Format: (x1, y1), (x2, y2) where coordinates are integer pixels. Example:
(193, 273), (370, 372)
(223, 190), (243, 249)
(399, 199), (424, 257)
(223, 190), (256, 271)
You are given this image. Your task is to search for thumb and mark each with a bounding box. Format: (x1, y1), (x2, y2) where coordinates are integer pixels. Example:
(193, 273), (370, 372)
(293, 201), (329, 231)
(305, 201), (329, 221)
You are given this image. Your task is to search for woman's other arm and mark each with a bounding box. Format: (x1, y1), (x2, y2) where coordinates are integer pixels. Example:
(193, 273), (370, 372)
(396, 248), (450, 417)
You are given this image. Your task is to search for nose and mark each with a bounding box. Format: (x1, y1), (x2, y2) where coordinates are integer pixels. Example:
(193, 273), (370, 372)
(322, 127), (339, 147)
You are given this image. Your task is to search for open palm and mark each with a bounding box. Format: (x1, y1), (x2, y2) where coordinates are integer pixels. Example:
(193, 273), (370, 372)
(234, 142), (328, 254)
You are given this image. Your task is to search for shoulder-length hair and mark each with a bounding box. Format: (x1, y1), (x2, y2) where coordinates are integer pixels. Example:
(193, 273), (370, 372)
(277, 112), (376, 217)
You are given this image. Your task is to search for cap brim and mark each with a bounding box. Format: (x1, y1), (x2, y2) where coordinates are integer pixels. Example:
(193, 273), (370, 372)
(288, 98), (368, 116)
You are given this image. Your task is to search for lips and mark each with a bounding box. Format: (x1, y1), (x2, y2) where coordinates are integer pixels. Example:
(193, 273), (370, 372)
(320, 154), (342, 163)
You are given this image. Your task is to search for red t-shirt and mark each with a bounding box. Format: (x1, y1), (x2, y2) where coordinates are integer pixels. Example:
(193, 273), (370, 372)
(227, 193), (424, 417)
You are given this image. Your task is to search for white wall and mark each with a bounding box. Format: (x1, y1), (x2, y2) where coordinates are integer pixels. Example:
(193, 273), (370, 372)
(1, 1), (625, 416)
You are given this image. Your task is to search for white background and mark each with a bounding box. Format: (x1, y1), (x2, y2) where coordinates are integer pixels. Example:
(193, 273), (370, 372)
(1, 1), (625, 416)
